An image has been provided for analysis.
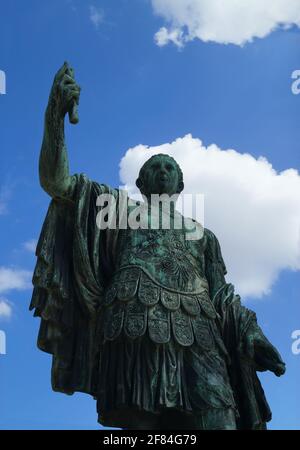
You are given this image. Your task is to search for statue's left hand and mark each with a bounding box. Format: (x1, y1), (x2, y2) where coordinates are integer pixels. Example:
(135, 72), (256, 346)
(242, 330), (286, 377)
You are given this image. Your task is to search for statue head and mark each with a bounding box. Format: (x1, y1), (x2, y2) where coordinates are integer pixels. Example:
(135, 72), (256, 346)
(136, 154), (184, 198)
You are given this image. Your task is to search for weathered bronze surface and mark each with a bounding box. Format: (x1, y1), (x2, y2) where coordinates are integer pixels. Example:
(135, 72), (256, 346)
(30, 63), (285, 430)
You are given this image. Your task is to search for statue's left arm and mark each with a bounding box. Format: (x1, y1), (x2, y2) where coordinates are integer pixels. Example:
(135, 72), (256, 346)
(204, 228), (286, 377)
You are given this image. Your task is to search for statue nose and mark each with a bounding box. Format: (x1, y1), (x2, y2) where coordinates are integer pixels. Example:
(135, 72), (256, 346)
(159, 172), (168, 180)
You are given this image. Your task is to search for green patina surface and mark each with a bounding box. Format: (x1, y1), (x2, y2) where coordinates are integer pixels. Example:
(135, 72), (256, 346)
(30, 63), (285, 430)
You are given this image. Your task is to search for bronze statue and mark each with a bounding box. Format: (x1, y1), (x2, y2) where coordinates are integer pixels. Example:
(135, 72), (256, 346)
(30, 63), (286, 430)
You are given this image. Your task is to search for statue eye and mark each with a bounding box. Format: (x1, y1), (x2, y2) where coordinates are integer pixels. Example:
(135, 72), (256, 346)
(166, 164), (173, 171)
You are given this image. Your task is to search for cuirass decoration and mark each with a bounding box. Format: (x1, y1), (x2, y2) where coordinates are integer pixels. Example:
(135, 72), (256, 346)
(102, 266), (218, 348)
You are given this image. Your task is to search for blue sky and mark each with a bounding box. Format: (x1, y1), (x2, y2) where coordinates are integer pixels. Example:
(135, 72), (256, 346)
(0, 0), (300, 430)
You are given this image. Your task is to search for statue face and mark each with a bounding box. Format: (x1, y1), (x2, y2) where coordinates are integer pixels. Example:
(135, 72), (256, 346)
(139, 155), (182, 197)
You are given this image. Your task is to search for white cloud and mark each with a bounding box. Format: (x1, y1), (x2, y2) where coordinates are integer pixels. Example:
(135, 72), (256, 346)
(119, 134), (300, 299)
(89, 5), (104, 29)
(155, 27), (185, 48)
(0, 298), (12, 319)
(0, 267), (32, 294)
(152, 0), (300, 47)
(23, 239), (37, 253)
(0, 268), (32, 320)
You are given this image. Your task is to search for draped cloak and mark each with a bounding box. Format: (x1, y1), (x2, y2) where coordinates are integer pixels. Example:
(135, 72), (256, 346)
(30, 174), (272, 429)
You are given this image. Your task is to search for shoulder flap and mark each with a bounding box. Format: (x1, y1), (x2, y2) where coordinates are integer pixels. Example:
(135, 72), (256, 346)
(124, 300), (147, 339)
(197, 291), (217, 319)
(104, 284), (117, 306)
(181, 295), (201, 316)
(117, 268), (141, 302)
(191, 315), (214, 351)
(171, 309), (194, 346)
(148, 303), (170, 344)
(104, 302), (124, 341)
(161, 290), (180, 311)
(138, 272), (160, 306)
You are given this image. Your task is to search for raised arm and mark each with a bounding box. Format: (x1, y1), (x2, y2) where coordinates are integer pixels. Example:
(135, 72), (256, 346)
(39, 63), (80, 200)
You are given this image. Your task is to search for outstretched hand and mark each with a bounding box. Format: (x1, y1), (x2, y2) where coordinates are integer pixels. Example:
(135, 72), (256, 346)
(242, 330), (286, 377)
(48, 62), (81, 122)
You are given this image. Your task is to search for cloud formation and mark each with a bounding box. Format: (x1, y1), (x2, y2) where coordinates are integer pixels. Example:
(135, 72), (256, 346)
(152, 0), (300, 47)
(23, 239), (37, 253)
(0, 267), (32, 294)
(0, 298), (12, 319)
(119, 134), (300, 299)
(89, 5), (104, 29)
(0, 267), (32, 319)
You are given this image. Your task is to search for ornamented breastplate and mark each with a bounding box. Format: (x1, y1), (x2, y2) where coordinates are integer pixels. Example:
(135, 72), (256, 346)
(115, 228), (207, 292)
(102, 265), (228, 354)
(101, 228), (227, 353)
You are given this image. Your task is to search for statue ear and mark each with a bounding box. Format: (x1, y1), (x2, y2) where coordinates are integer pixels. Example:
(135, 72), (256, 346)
(177, 181), (184, 193)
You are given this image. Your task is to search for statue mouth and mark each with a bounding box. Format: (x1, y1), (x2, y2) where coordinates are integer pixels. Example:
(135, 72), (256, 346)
(159, 175), (169, 183)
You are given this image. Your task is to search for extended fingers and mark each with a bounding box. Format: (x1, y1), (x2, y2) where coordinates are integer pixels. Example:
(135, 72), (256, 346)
(61, 74), (75, 85)
(67, 66), (75, 78)
(49, 63), (81, 117)
(54, 62), (70, 83)
(66, 91), (80, 105)
(54, 63), (79, 86)
(60, 74), (81, 97)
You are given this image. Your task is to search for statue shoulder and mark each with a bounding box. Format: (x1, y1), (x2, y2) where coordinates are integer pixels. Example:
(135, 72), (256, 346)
(204, 228), (227, 271)
(71, 173), (119, 198)
(204, 227), (219, 248)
